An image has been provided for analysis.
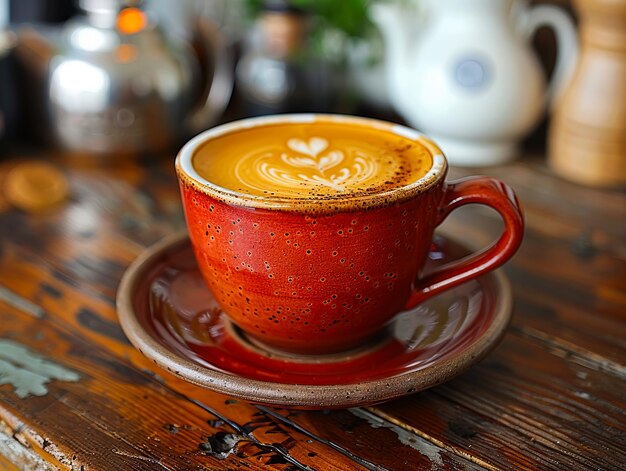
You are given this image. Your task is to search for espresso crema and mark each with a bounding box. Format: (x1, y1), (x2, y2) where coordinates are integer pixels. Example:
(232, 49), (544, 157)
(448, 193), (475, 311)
(191, 121), (434, 199)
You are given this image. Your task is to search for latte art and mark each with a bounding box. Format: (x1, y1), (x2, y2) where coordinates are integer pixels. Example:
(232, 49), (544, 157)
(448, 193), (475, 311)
(237, 137), (379, 193)
(192, 121), (433, 199)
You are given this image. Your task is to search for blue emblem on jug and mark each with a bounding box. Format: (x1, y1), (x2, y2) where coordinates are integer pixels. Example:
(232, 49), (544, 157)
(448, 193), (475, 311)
(454, 57), (490, 89)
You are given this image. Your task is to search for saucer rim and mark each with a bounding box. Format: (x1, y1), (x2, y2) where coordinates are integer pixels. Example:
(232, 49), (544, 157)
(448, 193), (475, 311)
(117, 231), (512, 409)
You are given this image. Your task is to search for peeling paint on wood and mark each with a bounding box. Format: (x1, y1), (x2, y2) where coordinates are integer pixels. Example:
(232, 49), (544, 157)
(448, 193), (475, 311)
(0, 428), (56, 471)
(0, 340), (80, 398)
(0, 286), (46, 319)
(350, 408), (445, 470)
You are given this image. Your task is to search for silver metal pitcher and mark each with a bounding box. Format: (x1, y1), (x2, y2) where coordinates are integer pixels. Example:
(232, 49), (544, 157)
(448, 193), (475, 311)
(46, 0), (233, 155)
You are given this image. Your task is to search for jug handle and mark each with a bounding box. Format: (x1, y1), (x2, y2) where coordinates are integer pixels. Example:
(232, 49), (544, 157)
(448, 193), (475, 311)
(524, 5), (579, 108)
(185, 17), (234, 133)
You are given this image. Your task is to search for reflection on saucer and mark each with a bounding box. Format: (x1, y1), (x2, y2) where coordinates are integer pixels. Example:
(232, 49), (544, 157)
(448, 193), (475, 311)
(118, 232), (511, 409)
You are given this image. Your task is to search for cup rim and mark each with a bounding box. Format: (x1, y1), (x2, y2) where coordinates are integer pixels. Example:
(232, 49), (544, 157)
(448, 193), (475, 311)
(176, 114), (447, 212)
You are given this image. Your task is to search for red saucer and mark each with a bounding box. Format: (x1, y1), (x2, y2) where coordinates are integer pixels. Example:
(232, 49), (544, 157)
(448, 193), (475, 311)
(117, 232), (512, 409)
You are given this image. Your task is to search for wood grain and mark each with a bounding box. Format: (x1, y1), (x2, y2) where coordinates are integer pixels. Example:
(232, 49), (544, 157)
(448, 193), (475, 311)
(0, 157), (459, 469)
(0, 152), (624, 470)
(372, 331), (626, 471)
(0, 233), (466, 470)
(447, 161), (626, 363)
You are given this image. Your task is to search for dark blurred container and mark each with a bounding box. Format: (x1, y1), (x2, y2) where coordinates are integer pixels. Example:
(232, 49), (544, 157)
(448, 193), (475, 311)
(0, 31), (18, 149)
(236, 1), (342, 116)
(9, 0), (77, 24)
(1, 0), (76, 149)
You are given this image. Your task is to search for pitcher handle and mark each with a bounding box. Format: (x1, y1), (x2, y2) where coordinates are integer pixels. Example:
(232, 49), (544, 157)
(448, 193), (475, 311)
(525, 5), (579, 107)
(404, 177), (524, 309)
(185, 17), (234, 133)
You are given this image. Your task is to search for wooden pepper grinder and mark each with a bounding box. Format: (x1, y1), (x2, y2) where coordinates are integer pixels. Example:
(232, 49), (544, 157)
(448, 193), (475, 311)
(549, 0), (626, 187)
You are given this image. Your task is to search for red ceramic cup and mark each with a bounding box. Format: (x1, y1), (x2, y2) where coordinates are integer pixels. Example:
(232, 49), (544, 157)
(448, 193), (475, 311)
(176, 115), (524, 355)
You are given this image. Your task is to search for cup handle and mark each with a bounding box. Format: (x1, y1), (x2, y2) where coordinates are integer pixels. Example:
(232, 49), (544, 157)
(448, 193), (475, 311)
(404, 176), (524, 309)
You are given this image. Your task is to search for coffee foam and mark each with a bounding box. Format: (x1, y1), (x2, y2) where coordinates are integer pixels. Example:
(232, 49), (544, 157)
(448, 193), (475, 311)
(177, 115), (446, 212)
(194, 122), (433, 195)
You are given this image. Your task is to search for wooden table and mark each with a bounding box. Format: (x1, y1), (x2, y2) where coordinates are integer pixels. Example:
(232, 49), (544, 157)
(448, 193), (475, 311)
(0, 150), (624, 470)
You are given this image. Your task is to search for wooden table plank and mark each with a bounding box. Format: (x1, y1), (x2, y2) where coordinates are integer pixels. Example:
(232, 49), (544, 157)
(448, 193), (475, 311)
(2, 305), (404, 470)
(0, 156), (486, 469)
(0, 230), (462, 469)
(0, 225), (473, 470)
(449, 159), (626, 249)
(372, 330), (626, 471)
(1, 153), (624, 470)
(0, 246), (464, 469)
(438, 172), (626, 364)
(258, 407), (484, 471)
(2, 305), (326, 470)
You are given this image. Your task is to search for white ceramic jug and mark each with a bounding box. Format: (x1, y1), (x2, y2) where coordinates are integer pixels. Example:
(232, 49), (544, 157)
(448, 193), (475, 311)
(371, 0), (578, 166)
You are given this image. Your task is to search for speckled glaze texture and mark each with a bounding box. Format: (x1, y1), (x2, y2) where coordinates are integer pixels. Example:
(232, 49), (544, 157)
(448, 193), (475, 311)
(180, 179), (444, 353)
(176, 115), (524, 354)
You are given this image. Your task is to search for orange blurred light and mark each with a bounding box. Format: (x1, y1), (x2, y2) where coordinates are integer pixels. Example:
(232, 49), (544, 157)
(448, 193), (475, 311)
(116, 44), (137, 62)
(117, 8), (146, 35)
